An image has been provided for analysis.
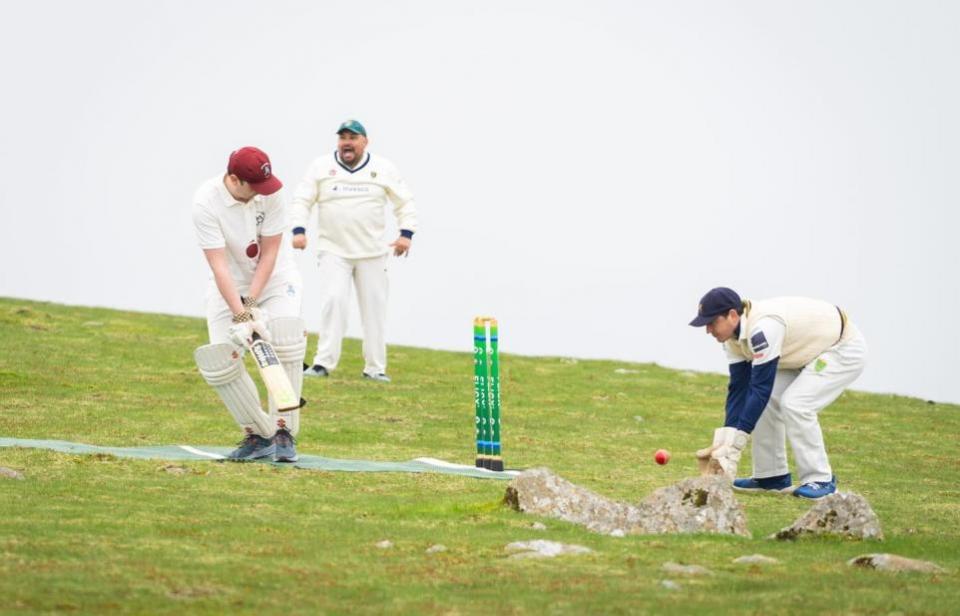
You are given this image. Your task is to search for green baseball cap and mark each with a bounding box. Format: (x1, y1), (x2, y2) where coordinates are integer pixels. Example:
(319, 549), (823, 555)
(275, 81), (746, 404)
(336, 119), (367, 136)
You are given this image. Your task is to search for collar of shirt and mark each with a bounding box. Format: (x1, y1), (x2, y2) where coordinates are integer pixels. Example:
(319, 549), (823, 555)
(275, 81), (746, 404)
(334, 151), (371, 173)
(214, 176), (257, 208)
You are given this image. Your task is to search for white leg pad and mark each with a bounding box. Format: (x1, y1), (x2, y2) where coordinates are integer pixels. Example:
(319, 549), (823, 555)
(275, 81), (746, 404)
(195, 343), (274, 437)
(267, 317), (306, 436)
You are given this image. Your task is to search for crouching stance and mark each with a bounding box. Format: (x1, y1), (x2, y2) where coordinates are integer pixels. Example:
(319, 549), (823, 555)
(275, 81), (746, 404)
(192, 147), (305, 461)
(689, 287), (867, 499)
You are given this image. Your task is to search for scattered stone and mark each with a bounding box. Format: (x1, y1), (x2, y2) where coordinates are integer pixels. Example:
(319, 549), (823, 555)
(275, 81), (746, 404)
(560, 358), (578, 365)
(660, 580), (681, 590)
(425, 544), (447, 554)
(633, 415), (644, 422)
(504, 469), (749, 537)
(638, 476), (750, 537)
(531, 522), (547, 530)
(847, 554), (945, 574)
(0, 467), (25, 480)
(505, 540), (592, 559)
(773, 492), (883, 541)
(375, 540), (393, 549)
(680, 371), (698, 378)
(610, 529), (626, 537)
(733, 554), (781, 566)
(160, 464), (188, 476)
(662, 562), (712, 576)
(614, 368), (639, 374)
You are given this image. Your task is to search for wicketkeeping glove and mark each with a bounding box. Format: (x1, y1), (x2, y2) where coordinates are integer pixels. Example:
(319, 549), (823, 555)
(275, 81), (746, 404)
(709, 427), (750, 480)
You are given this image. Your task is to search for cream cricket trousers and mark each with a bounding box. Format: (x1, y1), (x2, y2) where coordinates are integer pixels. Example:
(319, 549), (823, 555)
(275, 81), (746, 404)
(205, 274), (303, 345)
(310, 252), (389, 375)
(750, 324), (868, 485)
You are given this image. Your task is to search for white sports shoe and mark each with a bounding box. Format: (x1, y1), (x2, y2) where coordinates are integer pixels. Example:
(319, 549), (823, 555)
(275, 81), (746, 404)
(362, 372), (391, 383)
(303, 364), (329, 377)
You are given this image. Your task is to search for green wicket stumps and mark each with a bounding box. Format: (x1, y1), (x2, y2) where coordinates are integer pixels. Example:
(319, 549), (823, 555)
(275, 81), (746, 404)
(474, 317), (503, 471)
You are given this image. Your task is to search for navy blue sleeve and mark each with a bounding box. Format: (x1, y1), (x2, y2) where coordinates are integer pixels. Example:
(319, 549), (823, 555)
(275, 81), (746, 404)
(292, 226), (306, 235)
(735, 358), (779, 433)
(724, 361), (751, 428)
(400, 229), (414, 239)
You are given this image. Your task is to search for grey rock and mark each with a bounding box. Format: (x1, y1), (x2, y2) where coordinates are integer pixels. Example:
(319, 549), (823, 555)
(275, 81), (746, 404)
(425, 544), (447, 554)
(0, 467), (25, 480)
(660, 580), (681, 590)
(505, 539), (592, 559)
(610, 529), (626, 537)
(733, 554), (781, 566)
(847, 553), (945, 573)
(614, 368), (639, 374)
(773, 492), (883, 541)
(662, 561), (712, 576)
(638, 475), (750, 537)
(531, 522), (547, 530)
(504, 469), (749, 537)
(375, 540), (393, 549)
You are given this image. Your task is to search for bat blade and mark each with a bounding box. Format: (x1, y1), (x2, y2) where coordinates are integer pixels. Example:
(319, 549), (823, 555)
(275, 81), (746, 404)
(247, 335), (300, 412)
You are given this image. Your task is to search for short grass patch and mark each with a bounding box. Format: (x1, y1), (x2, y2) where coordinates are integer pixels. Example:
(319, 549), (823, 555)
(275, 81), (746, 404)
(1, 298), (958, 614)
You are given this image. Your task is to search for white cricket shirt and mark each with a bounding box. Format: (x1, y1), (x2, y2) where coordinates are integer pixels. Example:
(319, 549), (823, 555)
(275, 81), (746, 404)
(192, 175), (297, 291)
(289, 152), (419, 259)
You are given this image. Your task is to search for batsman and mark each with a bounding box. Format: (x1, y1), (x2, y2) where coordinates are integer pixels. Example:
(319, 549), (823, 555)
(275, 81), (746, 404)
(689, 287), (867, 499)
(191, 146), (306, 462)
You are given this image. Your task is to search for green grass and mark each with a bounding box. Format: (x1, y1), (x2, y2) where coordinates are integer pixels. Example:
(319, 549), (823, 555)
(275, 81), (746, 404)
(1, 297), (958, 614)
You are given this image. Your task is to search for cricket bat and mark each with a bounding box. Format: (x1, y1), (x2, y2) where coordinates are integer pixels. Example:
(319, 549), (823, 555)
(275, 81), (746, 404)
(246, 333), (300, 411)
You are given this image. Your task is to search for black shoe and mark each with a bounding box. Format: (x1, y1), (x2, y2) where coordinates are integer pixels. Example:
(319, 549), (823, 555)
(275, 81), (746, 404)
(304, 364), (329, 377)
(272, 428), (299, 463)
(227, 433), (275, 461)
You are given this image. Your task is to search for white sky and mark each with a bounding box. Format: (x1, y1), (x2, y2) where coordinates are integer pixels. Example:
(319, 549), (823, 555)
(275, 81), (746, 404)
(2, 1), (958, 403)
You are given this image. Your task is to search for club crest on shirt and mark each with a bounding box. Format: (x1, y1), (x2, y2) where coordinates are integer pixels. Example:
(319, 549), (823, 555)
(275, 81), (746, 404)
(371, 171), (377, 178)
(750, 331), (769, 352)
(329, 169), (337, 176)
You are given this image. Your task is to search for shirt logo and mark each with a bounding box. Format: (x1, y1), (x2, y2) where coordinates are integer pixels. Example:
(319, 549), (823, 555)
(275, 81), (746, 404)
(329, 169), (337, 176)
(750, 331), (769, 352)
(371, 171), (377, 179)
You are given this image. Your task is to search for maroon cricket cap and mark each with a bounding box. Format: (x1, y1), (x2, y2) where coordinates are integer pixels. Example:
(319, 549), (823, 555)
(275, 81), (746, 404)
(227, 146), (282, 195)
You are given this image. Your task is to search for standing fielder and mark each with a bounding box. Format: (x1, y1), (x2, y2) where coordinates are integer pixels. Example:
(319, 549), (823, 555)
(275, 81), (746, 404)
(290, 120), (418, 382)
(192, 146), (306, 461)
(689, 287), (868, 499)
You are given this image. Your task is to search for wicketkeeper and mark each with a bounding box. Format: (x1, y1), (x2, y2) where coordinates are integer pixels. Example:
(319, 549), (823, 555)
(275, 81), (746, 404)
(192, 146), (306, 462)
(689, 287), (867, 499)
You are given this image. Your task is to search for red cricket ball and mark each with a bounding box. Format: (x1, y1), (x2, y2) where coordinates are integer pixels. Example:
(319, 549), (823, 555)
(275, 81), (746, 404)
(654, 449), (671, 465)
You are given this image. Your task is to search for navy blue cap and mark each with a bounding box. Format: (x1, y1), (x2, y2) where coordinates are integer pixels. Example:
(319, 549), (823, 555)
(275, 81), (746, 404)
(689, 287), (742, 326)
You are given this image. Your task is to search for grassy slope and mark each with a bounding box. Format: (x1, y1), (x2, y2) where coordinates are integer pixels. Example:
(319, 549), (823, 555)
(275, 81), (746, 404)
(0, 297), (957, 615)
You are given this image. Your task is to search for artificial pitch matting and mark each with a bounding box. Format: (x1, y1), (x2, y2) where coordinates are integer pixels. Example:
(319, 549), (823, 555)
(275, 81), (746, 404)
(0, 438), (519, 480)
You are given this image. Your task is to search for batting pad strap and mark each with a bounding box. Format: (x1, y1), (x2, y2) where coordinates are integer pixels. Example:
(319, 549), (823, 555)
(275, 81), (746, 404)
(194, 343), (274, 437)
